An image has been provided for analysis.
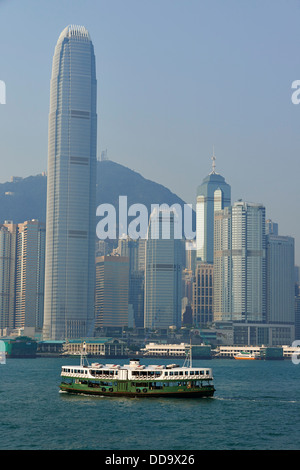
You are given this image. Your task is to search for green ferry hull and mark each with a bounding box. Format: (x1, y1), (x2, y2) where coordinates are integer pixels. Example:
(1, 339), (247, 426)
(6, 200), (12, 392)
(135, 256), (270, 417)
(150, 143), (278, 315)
(59, 381), (215, 398)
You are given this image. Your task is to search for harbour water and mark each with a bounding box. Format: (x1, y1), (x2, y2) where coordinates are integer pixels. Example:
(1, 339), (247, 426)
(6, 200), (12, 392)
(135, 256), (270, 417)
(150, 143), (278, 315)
(0, 357), (299, 450)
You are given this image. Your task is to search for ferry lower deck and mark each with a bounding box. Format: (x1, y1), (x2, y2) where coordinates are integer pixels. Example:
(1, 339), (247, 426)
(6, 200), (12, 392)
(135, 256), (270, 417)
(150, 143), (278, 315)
(59, 377), (215, 398)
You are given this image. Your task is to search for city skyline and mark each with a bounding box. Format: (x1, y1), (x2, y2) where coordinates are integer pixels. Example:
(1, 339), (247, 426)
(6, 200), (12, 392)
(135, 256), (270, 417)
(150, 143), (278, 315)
(1, 2), (300, 455)
(0, 0), (300, 265)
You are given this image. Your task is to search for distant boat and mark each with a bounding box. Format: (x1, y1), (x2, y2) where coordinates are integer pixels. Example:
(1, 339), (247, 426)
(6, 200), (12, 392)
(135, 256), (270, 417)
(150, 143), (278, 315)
(234, 351), (259, 360)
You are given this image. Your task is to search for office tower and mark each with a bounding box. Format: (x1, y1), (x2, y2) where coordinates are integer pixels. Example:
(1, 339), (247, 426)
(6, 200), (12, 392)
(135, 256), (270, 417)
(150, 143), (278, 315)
(43, 25), (97, 340)
(196, 153), (231, 262)
(118, 237), (145, 327)
(192, 263), (214, 326)
(15, 220), (46, 330)
(266, 219), (278, 236)
(214, 201), (266, 323)
(0, 222), (17, 330)
(182, 268), (194, 305)
(266, 233), (294, 323)
(95, 240), (110, 257)
(95, 256), (129, 328)
(144, 209), (183, 329)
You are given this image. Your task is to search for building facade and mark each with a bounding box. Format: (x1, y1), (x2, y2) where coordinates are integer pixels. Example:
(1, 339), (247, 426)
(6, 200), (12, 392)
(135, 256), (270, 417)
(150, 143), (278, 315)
(192, 262), (214, 326)
(0, 220), (45, 333)
(43, 25), (97, 340)
(15, 220), (45, 330)
(214, 201), (266, 323)
(95, 256), (130, 329)
(0, 222), (17, 330)
(118, 237), (145, 328)
(266, 234), (295, 324)
(144, 209), (183, 329)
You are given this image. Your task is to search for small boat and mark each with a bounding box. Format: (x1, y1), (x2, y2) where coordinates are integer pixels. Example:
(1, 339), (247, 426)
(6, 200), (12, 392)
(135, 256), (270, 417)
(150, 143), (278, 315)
(59, 342), (215, 398)
(234, 351), (259, 360)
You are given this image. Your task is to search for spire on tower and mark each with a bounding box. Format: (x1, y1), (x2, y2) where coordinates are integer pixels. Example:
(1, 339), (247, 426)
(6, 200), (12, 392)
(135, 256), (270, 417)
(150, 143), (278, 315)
(209, 146), (217, 175)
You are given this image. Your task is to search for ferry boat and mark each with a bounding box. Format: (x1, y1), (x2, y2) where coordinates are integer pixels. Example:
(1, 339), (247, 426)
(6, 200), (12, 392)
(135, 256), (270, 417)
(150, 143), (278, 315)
(234, 351), (259, 360)
(59, 343), (215, 398)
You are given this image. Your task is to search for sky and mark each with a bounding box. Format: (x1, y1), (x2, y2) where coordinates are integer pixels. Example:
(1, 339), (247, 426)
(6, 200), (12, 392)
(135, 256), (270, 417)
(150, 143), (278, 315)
(0, 0), (300, 263)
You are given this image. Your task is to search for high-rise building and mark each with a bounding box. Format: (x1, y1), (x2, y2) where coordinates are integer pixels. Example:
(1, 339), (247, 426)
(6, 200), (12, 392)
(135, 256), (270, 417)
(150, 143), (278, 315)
(43, 26), (97, 340)
(265, 219), (278, 236)
(214, 201), (266, 323)
(0, 220), (46, 333)
(192, 262), (214, 326)
(15, 220), (46, 330)
(95, 256), (129, 328)
(266, 233), (295, 324)
(0, 222), (17, 330)
(144, 209), (183, 329)
(196, 153), (231, 263)
(118, 238), (145, 328)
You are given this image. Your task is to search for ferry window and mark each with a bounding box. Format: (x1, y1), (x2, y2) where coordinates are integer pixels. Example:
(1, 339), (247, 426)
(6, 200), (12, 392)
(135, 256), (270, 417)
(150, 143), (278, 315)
(169, 372), (174, 376)
(174, 372), (178, 376)
(179, 371), (183, 376)
(185, 371), (189, 376)
(200, 371), (204, 375)
(195, 371), (199, 375)
(190, 371), (194, 375)
(164, 371), (168, 376)
(206, 371), (209, 375)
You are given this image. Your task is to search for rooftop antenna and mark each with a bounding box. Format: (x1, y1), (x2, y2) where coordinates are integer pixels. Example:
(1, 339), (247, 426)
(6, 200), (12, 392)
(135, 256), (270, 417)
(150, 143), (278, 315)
(100, 149), (108, 161)
(209, 145), (217, 175)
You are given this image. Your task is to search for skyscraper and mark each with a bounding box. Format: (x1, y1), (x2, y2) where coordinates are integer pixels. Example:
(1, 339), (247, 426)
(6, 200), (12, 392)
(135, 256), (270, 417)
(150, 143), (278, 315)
(144, 209), (183, 329)
(196, 152), (231, 263)
(95, 256), (129, 329)
(118, 237), (145, 327)
(266, 232), (295, 324)
(214, 201), (266, 323)
(192, 263), (214, 326)
(0, 222), (17, 330)
(43, 25), (97, 340)
(15, 220), (46, 330)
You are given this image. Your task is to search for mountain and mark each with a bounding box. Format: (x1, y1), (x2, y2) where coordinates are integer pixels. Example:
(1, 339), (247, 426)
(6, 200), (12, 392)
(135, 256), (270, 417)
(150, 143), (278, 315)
(0, 160), (193, 230)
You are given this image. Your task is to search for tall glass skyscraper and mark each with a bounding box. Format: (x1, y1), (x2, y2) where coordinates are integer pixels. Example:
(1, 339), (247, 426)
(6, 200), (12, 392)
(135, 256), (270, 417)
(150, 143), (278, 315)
(43, 26), (97, 340)
(196, 154), (231, 263)
(214, 201), (266, 323)
(144, 209), (183, 329)
(266, 233), (295, 324)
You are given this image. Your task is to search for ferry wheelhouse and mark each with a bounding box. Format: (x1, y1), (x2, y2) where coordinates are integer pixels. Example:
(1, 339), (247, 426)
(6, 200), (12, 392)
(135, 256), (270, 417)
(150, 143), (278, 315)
(59, 344), (215, 398)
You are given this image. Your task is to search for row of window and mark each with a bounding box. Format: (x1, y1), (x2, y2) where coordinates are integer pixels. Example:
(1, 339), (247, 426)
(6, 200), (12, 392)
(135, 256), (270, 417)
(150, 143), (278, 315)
(62, 368), (211, 377)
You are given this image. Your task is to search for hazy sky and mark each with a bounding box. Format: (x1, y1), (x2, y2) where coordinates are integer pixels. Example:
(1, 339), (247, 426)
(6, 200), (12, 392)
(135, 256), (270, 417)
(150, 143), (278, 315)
(0, 0), (299, 263)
